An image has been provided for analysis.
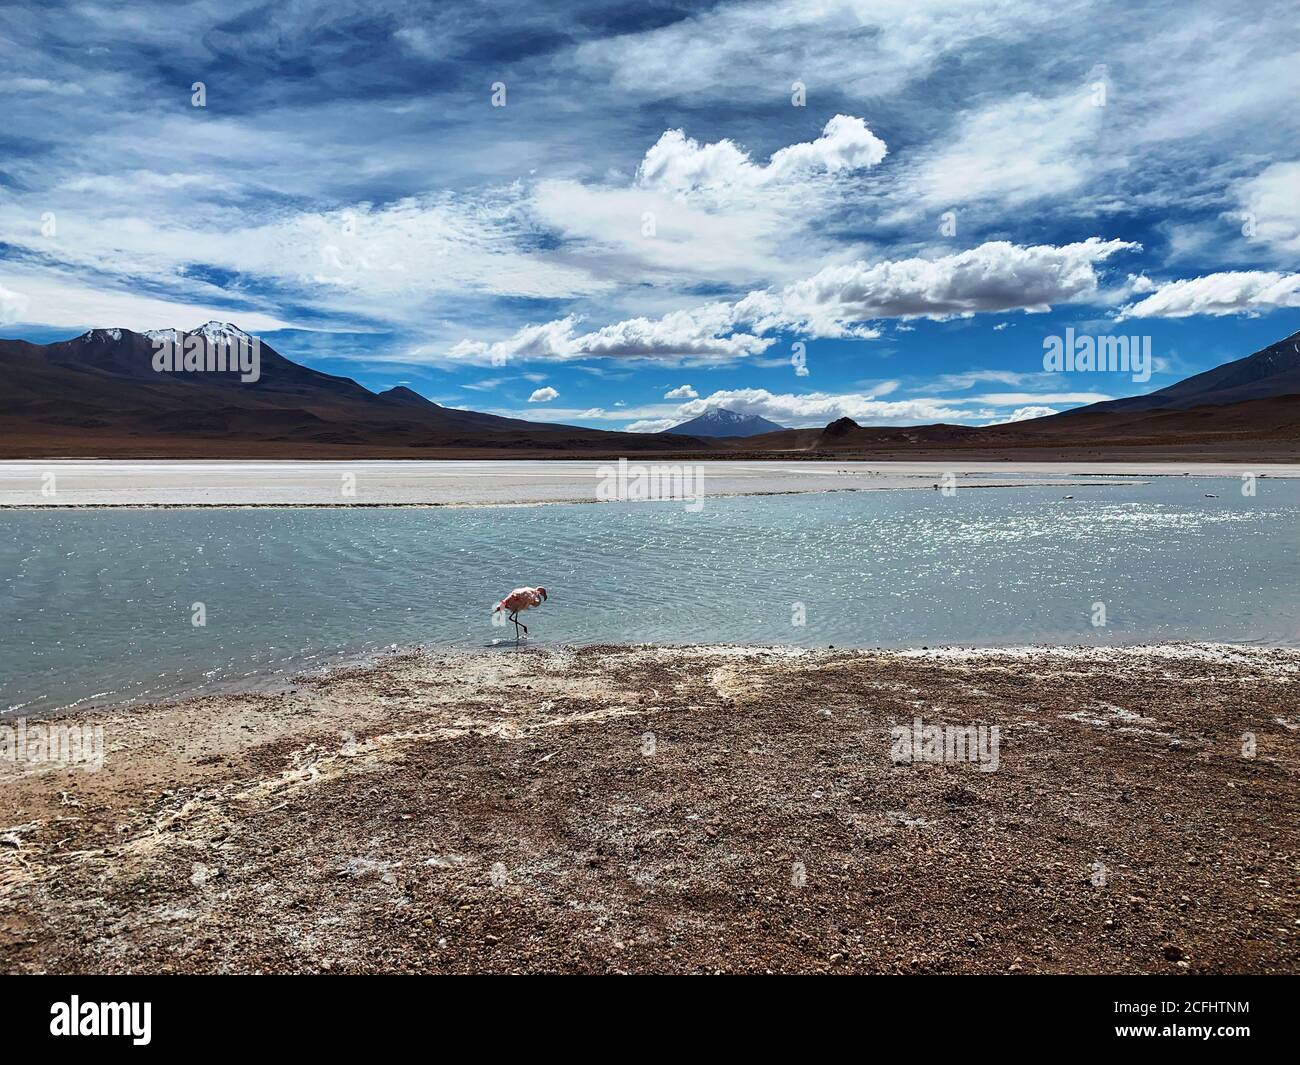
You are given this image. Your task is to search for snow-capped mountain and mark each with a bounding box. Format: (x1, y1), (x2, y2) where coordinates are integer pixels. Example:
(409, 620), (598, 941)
(664, 407), (786, 437)
(193, 321), (254, 343)
(85, 322), (252, 347)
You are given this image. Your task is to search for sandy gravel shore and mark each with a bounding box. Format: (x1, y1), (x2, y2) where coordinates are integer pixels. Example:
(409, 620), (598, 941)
(5, 458), (1296, 507)
(2, 643), (1297, 974)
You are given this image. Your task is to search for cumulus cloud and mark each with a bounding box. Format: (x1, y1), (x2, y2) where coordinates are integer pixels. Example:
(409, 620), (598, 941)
(528, 120), (887, 289)
(664, 385), (698, 399)
(1117, 271), (1300, 318)
(448, 304), (774, 366)
(527, 386), (559, 403)
(732, 238), (1139, 336)
(637, 115), (886, 195)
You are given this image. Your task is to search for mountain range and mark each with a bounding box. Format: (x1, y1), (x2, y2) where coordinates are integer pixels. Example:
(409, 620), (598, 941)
(1, 324), (1298, 460)
(0, 323), (706, 457)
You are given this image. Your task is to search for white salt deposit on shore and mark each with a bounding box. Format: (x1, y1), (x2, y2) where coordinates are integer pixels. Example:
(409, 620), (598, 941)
(2, 458), (1291, 507)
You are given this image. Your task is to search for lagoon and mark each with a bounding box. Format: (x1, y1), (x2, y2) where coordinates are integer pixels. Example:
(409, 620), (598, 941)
(3, 476), (1298, 714)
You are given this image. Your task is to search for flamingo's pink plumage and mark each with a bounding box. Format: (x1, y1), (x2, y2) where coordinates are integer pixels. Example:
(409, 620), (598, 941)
(494, 586), (548, 639)
(498, 586), (546, 613)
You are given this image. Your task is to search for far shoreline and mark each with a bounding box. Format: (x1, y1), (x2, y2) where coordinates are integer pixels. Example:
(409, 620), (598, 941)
(3, 457), (1295, 508)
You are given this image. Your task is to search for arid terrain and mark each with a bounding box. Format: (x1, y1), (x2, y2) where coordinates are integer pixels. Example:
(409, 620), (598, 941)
(2, 644), (1296, 974)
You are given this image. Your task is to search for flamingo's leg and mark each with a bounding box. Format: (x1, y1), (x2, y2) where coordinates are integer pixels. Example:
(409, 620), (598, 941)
(509, 611), (521, 640)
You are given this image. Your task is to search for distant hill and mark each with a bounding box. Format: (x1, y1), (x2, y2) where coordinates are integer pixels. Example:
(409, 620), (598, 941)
(665, 407), (786, 437)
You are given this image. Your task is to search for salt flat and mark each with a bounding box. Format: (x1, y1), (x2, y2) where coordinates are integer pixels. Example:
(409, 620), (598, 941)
(2, 458), (1295, 507)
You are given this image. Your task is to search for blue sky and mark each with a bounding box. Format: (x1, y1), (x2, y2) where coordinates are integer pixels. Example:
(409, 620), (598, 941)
(1, 0), (1298, 430)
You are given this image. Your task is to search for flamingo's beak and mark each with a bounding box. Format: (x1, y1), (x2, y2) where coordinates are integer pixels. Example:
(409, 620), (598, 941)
(540, 588), (548, 601)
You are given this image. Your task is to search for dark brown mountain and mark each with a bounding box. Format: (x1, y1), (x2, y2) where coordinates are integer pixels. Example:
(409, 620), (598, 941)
(0, 323), (707, 458)
(377, 385), (438, 408)
(1064, 329), (1300, 414)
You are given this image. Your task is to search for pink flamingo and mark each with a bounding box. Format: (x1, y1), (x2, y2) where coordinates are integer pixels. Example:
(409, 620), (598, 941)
(494, 586), (548, 641)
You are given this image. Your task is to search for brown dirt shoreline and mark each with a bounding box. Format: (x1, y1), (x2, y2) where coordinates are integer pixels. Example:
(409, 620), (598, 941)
(1, 643), (1297, 974)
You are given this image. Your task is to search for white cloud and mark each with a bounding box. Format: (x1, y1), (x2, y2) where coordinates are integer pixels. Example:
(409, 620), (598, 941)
(448, 304), (774, 367)
(0, 271), (294, 333)
(734, 238), (1138, 336)
(910, 90), (1104, 211)
(527, 386), (559, 403)
(664, 385), (698, 399)
(637, 115), (886, 196)
(0, 77), (84, 95)
(972, 392), (1112, 405)
(1236, 162), (1300, 256)
(529, 177), (793, 286)
(627, 418), (681, 433)
(574, 0), (1052, 103)
(1117, 271), (1300, 318)
(528, 117), (890, 293)
(986, 405), (1059, 424)
(0, 190), (609, 337)
(914, 369), (1041, 393)
(0, 282), (30, 326)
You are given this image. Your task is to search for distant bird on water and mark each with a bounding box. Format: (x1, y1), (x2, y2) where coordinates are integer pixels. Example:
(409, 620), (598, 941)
(494, 586), (548, 641)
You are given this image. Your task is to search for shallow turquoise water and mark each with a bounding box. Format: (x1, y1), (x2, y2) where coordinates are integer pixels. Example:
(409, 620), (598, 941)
(2, 477), (1297, 713)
